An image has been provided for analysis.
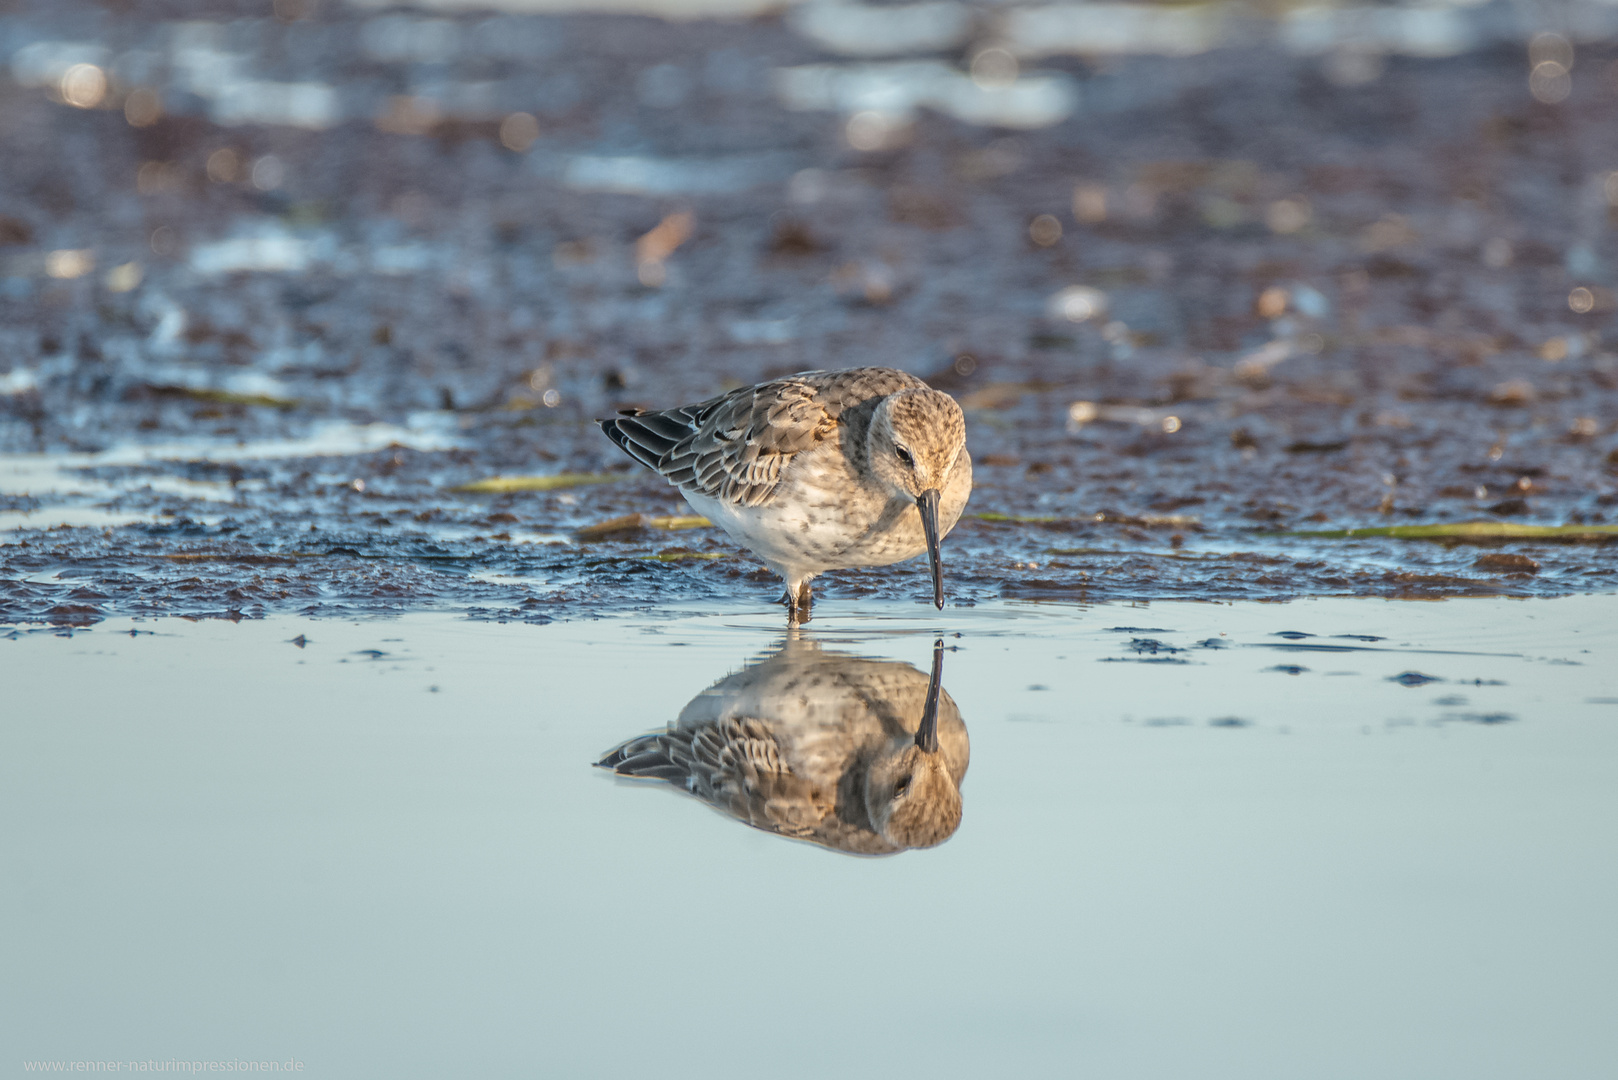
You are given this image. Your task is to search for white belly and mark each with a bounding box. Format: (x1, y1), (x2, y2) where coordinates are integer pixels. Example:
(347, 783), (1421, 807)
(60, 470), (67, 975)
(680, 489), (914, 579)
(677, 449), (971, 583)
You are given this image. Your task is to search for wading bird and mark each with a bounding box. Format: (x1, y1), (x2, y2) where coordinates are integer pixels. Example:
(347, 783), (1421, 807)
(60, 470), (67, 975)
(600, 368), (971, 622)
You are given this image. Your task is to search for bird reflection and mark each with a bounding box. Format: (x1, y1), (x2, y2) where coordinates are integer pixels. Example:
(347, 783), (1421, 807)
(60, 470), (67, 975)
(597, 636), (968, 855)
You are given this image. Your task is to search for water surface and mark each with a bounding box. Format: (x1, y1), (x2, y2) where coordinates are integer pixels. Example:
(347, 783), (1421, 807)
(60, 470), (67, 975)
(4, 596), (1615, 1078)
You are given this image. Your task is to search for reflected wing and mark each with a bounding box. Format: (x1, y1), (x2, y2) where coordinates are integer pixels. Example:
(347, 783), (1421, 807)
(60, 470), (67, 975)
(598, 717), (898, 854)
(599, 368), (925, 507)
(601, 717), (829, 838)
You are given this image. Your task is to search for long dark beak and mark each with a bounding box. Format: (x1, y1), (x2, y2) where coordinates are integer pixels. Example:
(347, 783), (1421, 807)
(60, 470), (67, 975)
(916, 638), (943, 753)
(916, 488), (944, 610)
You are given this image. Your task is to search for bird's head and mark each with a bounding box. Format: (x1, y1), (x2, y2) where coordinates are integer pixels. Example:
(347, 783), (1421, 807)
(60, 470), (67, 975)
(863, 638), (962, 850)
(867, 388), (967, 609)
(867, 388), (967, 501)
(866, 744), (963, 850)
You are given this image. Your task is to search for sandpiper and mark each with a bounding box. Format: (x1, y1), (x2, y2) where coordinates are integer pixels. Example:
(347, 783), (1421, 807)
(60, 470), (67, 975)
(599, 367), (972, 621)
(597, 636), (968, 854)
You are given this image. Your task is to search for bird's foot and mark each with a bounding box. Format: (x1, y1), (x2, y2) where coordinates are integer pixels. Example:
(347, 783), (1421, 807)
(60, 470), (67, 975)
(784, 582), (813, 625)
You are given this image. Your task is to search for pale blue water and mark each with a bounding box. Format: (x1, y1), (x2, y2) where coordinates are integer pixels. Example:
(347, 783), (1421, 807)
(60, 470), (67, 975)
(4, 596), (1616, 1079)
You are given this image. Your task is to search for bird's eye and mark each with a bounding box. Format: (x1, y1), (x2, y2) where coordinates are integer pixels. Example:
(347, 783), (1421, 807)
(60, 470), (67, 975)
(895, 446), (914, 467)
(893, 777), (911, 799)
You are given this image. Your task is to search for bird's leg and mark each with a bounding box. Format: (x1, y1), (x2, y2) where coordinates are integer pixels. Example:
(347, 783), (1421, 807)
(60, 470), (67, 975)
(780, 585), (803, 626)
(782, 579), (812, 624)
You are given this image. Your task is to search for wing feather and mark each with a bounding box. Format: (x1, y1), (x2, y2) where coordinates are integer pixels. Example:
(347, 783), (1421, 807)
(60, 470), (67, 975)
(597, 368), (927, 507)
(599, 717), (835, 841)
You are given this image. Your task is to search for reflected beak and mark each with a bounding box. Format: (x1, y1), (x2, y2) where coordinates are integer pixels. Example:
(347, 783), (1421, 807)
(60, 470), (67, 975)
(916, 637), (944, 753)
(916, 488), (944, 610)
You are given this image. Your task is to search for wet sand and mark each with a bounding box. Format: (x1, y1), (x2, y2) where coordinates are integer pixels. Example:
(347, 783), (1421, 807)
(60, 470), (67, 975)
(2, 1), (1616, 624)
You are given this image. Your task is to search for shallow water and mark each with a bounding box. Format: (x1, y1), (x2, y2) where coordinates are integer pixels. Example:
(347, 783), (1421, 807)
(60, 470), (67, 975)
(4, 596), (1615, 1078)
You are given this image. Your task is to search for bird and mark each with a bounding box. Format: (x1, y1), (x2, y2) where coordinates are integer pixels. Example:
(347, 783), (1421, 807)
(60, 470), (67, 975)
(599, 367), (972, 622)
(597, 636), (968, 855)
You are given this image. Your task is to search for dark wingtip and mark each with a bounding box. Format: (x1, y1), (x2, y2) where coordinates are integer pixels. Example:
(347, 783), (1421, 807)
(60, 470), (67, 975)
(598, 415), (664, 473)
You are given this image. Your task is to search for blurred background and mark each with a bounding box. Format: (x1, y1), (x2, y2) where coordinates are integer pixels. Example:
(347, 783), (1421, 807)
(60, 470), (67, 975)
(2, 0), (1617, 621)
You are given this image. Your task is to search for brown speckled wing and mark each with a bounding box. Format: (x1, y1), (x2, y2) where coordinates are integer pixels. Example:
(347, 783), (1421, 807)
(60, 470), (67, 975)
(689, 717), (830, 839)
(694, 717), (903, 855)
(600, 368), (929, 507)
(598, 714), (901, 855)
